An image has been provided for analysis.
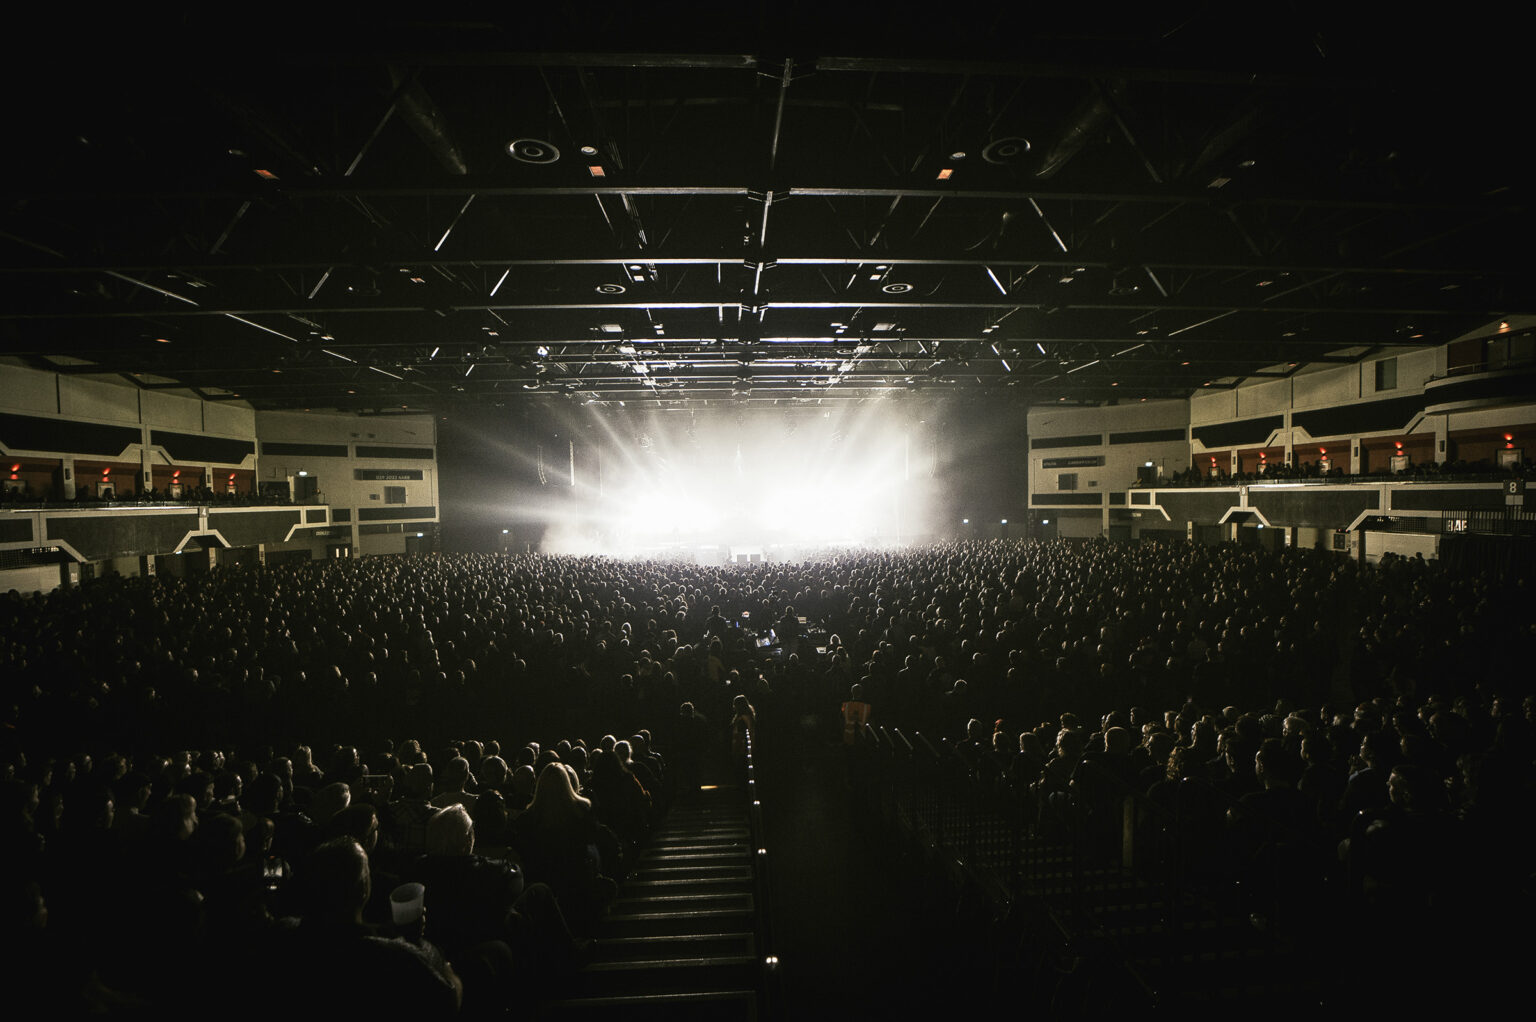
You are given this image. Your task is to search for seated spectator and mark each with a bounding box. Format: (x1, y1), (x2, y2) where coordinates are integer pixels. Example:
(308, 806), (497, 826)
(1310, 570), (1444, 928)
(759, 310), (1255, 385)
(271, 837), (461, 1013)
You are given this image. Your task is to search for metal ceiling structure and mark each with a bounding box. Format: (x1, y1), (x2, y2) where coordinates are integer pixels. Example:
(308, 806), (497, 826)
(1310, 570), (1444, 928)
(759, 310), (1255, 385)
(1, 11), (1530, 412)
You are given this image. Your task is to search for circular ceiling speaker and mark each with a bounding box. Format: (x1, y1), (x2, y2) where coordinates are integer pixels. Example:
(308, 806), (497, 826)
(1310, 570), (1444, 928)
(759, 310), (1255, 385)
(595, 283), (626, 294)
(507, 138), (561, 164)
(882, 282), (914, 294)
(982, 137), (1032, 164)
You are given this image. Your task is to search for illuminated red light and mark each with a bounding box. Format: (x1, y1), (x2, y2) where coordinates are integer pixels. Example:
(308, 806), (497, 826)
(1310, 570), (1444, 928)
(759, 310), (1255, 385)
(228, 474), (236, 481)
(1319, 448), (1326, 455)
(587, 165), (606, 178)
(1505, 434), (1515, 441)
(8, 464), (17, 473)
(1394, 442), (1403, 450)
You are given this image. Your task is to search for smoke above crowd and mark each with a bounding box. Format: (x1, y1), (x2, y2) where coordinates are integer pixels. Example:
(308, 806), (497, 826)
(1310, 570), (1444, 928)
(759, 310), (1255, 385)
(543, 402), (939, 557)
(440, 398), (995, 558)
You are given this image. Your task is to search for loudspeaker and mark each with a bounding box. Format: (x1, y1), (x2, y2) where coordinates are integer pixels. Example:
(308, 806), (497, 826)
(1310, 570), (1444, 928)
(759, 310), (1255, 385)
(982, 137), (1032, 164)
(506, 139), (561, 164)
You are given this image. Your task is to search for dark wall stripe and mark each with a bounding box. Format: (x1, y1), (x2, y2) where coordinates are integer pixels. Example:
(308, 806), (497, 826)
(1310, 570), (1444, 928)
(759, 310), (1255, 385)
(0, 519), (34, 543)
(357, 505), (436, 521)
(1291, 395), (1424, 439)
(1030, 434), (1101, 450)
(0, 413), (140, 458)
(150, 430), (255, 465)
(1109, 427), (1187, 445)
(355, 468), (425, 480)
(1109, 492), (1127, 505)
(1249, 490), (1379, 528)
(46, 513), (199, 560)
(355, 445), (435, 460)
(261, 441), (349, 458)
(1031, 493), (1103, 505)
(1157, 491), (1238, 524)
(1390, 488), (1506, 511)
(208, 510), (302, 546)
(1191, 415), (1283, 450)
(1423, 369), (1536, 410)
(331, 508), (352, 522)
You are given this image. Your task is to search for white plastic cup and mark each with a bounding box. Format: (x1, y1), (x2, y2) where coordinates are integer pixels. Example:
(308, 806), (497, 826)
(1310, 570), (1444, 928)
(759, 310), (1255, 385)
(389, 881), (425, 927)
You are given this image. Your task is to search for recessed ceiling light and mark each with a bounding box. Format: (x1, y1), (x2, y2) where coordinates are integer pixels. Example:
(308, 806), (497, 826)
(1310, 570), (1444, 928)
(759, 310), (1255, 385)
(950, 151), (966, 160)
(936, 168), (954, 180)
(588, 165), (606, 178)
(580, 145), (598, 156)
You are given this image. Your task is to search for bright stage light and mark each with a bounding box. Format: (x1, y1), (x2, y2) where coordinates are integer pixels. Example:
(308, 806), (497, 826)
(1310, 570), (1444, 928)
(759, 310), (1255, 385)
(531, 401), (939, 558)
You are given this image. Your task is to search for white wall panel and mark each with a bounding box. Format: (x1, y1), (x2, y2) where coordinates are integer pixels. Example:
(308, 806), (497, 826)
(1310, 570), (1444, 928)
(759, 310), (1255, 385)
(204, 401), (255, 438)
(1237, 379), (1288, 417)
(1363, 531), (1438, 564)
(0, 565), (61, 596)
(1292, 364), (1357, 408)
(60, 376), (138, 423)
(0, 363), (60, 414)
(1190, 389), (1237, 423)
(1057, 514), (1103, 538)
(141, 390), (202, 431)
(358, 533), (407, 556)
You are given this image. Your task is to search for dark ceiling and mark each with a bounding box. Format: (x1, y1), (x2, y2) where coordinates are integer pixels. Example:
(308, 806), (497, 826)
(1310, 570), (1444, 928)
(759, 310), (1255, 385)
(1, 10), (1530, 413)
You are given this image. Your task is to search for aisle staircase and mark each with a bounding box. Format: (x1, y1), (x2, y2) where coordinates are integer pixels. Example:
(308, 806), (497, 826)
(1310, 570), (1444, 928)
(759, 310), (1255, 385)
(535, 786), (764, 1019)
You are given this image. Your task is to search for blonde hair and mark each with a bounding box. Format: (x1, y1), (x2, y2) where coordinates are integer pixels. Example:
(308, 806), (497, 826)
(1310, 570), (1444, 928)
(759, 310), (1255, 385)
(528, 761), (592, 821)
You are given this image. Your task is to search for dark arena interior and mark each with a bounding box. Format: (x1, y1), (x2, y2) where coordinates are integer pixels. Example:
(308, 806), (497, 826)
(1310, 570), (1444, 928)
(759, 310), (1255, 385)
(4, 8), (1535, 1017)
